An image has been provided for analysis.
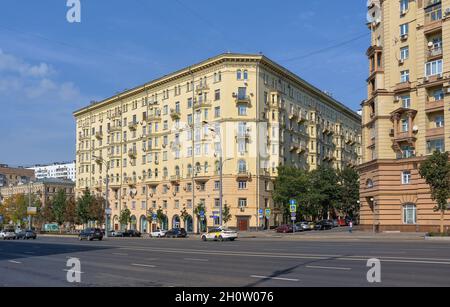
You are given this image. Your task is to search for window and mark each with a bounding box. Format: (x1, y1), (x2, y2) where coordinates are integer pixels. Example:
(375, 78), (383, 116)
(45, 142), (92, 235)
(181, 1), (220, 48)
(400, 0), (408, 14)
(215, 89), (220, 101)
(214, 199), (220, 208)
(243, 70), (248, 80)
(238, 87), (247, 99)
(400, 145), (415, 159)
(400, 46), (409, 60)
(214, 181), (220, 190)
(238, 198), (247, 208)
(238, 160), (247, 173)
(366, 179), (374, 189)
(400, 70), (410, 83)
(400, 23), (409, 37)
(238, 105), (247, 116)
(427, 138), (445, 154)
(433, 89), (444, 101)
(214, 107), (221, 118)
(403, 204), (417, 225)
(435, 115), (444, 128)
(237, 70), (242, 80)
(425, 60), (443, 77)
(401, 171), (411, 185)
(238, 181), (247, 189)
(400, 95), (411, 108)
(401, 118), (409, 132)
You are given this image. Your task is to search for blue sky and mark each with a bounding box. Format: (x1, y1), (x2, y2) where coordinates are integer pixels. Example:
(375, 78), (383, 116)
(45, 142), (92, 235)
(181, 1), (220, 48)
(0, 0), (369, 166)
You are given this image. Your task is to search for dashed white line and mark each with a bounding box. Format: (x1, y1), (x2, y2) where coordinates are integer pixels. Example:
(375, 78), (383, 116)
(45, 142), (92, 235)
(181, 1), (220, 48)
(112, 253), (129, 256)
(250, 275), (299, 282)
(131, 263), (156, 268)
(306, 265), (351, 271)
(184, 258), (209, 262)
(63, 269), (84, 274)
(8, 260), (22, 264)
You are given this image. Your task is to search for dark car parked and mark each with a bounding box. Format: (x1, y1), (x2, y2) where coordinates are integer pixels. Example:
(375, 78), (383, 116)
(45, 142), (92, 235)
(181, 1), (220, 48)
(121, 230), (142, 237)
(314, 220), (334, 231)
(276, 224), (293, 233)
(16, 229), (37, 240)
(79, 228), (103, 241)
(165, 228), (187, 238)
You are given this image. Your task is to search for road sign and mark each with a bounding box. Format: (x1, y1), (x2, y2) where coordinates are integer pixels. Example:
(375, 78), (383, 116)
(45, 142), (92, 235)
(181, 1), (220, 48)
(200, 211), (205, 217)
(291, 212), (297, 217)
(152, 213), (157, 220)
(291, 216), (297, 221)
(27, 207), (37, 215)
(0, 215), (3, 223)
(289, 199), (297, 213)
(290, 199), (297, 206)
(265, 209), (271, 218)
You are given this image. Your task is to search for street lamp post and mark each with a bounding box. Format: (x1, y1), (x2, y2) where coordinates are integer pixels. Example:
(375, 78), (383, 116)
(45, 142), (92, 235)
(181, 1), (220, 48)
(203, 121), (231, 227)
(93, 155), (110, 238)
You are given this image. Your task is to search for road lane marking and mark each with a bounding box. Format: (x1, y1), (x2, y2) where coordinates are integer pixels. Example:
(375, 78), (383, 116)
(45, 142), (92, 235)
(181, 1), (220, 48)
(112, 253), (129, 256)
(24, 251), (36, 254)
(250, 275), (299, 282)
(63, 269), (84, 274)
(131, 263), (156, 268)
(8, 260), (22, 264)
(306, 265), (351, 271)
(184, 258), (209, 262)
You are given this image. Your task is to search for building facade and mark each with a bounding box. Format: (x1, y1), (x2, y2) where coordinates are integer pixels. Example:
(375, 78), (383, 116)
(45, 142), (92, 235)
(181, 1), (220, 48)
(28, 161), (76, 182)
(74, 53), (361, 233)
(0, 164), (35, 188)
(360, 0), (450, 232)
(0, 178), (75, 210)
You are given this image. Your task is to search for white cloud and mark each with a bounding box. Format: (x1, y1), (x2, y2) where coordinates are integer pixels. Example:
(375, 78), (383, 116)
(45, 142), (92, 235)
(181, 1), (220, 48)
(0, 49), (83, 104)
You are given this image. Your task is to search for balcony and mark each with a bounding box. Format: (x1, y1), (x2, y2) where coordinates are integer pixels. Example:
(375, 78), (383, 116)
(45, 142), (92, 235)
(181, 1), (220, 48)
(426, 127), (445, 138)
(394, 81), (411, 93)
(193, 99), (212, 109)
(424, 6), (442, 35)
(195, 84), (209, 93)
(128, 121), (138, 131)
(425, 99), (444, 113)
(290, 142), (300, 152)
(427, 47), (443, 60)
(288, 110), (298, 120)
(393, 131), (417, 144)
(108, 126), (122, 133)
(125, 177), (137, 186)
(145, 177), (160, 186)
(170, 175), (181, 183)
(234, 94), (251, 105)
(128, 149), (137, 159)
(108, 151), (121, 158)
(236, 171), (251, 180)
(323, 124), (334, 135)
(236, 132), (251, 141)
(170, 109), (181, 120)
(79, 134), (90, 141)
(147, 114), (162, 122)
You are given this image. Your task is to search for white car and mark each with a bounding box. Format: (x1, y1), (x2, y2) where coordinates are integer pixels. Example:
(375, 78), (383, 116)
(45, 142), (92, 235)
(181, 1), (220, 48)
(201, 227), (238, 242)
(150, 229), (167, 238)
(0, 230), (17, 240)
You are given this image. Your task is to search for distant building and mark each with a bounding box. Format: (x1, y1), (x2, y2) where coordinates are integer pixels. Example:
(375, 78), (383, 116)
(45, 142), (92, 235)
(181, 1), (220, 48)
(0, 178), (75, 208)
(27, 161), (76, 182)
(0, 164), (35, 188)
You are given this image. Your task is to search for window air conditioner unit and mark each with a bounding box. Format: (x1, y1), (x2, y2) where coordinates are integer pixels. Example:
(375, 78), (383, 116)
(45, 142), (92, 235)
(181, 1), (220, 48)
(424, 76), (429, 82)
(438, 73), (443, 79)
(394, 96), (400, 102)
(445, 8), (450, 16)
(399, 59), (404, 65)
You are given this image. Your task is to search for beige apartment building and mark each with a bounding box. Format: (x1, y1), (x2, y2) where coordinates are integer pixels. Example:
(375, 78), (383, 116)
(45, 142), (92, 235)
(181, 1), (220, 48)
(360, 0), (450, 232)
(73, 53), (361, 233)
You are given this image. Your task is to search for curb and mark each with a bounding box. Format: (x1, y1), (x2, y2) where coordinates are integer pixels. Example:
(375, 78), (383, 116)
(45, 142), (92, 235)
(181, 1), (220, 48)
(425, 236), (450, 241)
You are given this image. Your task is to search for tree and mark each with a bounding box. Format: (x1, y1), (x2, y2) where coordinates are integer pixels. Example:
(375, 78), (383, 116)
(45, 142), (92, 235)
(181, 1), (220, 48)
(76, 188), (93, 226)
(52, 189), (67, 229)
(337, 167), (360, 219)
(310, 166), (341, 219)
(273, 166), (310, 221)
(89, 196), (105, 226)
(64, 197), (78, 228)
(419, 151), (450, 233)
(156, 207), (166, 229)
(194, 202), (207, 232)
(0, 194), (28, 227)
(222, 203), (232, 225)
(146, 208), (154, 225)
(119, 207), (131, 230)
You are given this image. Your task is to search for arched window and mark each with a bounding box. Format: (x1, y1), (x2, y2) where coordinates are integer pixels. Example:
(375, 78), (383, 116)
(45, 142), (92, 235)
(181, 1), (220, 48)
(187, 164), (192, 176)
(175, 166), (180, 176)
(204, 162), (209, 173)
(238, 160), (247, 173)
(155, 168), (159, 178)
(116, 174), (119, 182)
(132, 171), (137, 181)
(195, 162), (201, 173)
(403, 204), (417, 225)
(237, 70), (242, 80)
(148, 169), (152, 178)
(218, 71), (222, 82)
(366, 179), (374, 188)
(123, 173), (127, 181)
(215, 160), (220, 173)
(142, 170), (147, 180)
(243, 70), (248, 80)
(163, 167), (168, 178)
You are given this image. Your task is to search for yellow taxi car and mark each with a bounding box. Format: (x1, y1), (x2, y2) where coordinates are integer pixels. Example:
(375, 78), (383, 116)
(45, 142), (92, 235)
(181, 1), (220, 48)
(201, 227), (238, 242)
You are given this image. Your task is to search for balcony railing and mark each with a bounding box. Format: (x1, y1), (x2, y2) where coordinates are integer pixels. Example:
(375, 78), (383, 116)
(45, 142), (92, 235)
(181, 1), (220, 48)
(235, 94), (251, 104)
(427, 47), (443, 58)
(170, 109), (181, 119)
(128, 149), (137, 159)
(128, 121), (138, 130)
(195, 84), (209, 92)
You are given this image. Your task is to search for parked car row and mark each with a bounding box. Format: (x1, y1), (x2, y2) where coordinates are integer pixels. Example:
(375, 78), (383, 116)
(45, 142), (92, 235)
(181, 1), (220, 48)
(0, 229), (37, 240)
(276, 218), (355, 233)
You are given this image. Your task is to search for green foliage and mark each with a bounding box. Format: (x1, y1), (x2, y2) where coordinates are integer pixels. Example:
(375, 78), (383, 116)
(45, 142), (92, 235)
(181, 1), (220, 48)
(222, 203), (232, 225)
(419, 151), (450, 233)
(119, 207), (131, 228)
(76, 188), (93, 226)
(52, 189), (67, 226)
(273, 165), (360, 221)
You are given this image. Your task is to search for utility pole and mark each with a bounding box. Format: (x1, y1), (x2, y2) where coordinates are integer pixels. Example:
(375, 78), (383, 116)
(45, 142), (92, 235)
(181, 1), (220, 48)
(190, 68), (196, 233)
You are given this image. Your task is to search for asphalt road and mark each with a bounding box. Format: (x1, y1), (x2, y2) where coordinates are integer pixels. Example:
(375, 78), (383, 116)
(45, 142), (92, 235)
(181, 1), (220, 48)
(0, 236), (449, 287)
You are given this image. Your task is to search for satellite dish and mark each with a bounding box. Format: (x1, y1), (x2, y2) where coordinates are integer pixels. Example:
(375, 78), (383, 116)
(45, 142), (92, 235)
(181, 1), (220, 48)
(413, 126), (419, 132)
(428, 42), (434, 48)
(367, 0), (381, 24)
